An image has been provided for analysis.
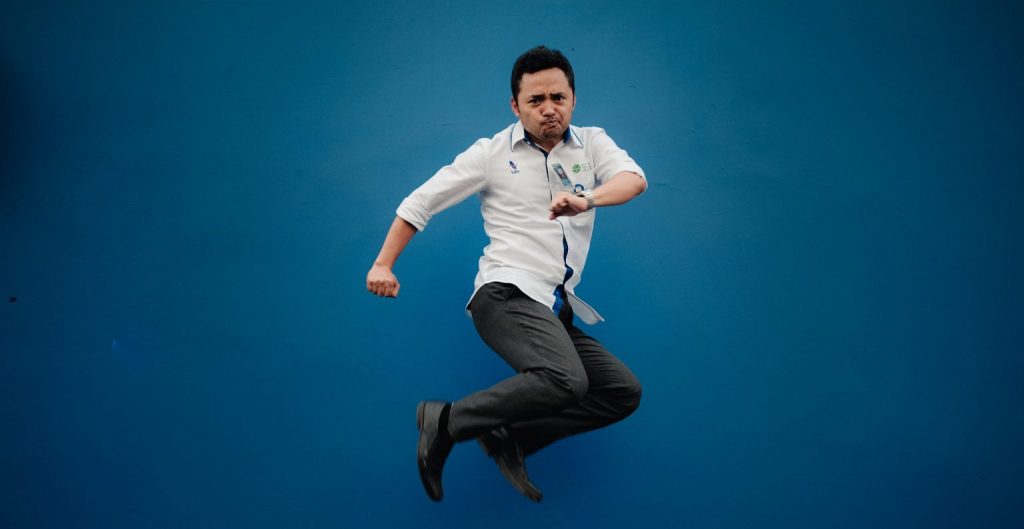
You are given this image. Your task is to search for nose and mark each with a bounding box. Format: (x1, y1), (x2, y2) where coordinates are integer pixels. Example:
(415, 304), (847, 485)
(541, 103), (556, 116)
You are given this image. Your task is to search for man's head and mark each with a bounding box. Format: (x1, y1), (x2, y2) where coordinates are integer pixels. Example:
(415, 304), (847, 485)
(510, 46), (576, 150)
(511, 46), (575, 100)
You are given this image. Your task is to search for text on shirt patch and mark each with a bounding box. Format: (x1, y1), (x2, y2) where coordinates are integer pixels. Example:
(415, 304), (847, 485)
(572, 162), (593, 173)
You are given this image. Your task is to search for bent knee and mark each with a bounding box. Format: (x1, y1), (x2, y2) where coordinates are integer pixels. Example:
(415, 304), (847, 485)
(618, 379), (643, 417)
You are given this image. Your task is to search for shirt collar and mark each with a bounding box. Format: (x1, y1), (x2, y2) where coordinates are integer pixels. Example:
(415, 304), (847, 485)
(510, 121), (581, 151)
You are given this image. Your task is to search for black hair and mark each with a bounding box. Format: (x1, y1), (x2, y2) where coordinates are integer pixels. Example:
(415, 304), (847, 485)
(510, 45), (575, 100)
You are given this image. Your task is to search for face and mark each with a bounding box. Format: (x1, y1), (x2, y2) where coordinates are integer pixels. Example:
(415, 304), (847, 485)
(511, 67), (575, 150)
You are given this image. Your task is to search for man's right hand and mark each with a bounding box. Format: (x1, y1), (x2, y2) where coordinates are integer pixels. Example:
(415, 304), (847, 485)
(366, 264), (401, 298)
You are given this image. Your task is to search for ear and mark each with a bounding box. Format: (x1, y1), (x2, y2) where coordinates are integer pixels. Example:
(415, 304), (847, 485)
(510, 96), (520, 118)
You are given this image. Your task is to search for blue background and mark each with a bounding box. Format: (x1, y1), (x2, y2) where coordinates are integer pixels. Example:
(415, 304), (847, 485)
(2, 1), (1022, 527)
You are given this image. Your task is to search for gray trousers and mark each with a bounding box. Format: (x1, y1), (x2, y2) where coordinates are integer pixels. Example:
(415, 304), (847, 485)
(447, 282), (642, 456)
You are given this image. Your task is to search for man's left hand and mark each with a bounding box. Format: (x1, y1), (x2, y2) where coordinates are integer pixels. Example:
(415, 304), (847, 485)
(548, 191), (588, 220)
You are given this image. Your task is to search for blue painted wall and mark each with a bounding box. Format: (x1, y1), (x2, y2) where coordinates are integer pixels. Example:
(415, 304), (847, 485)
(2, 1), (1022, 527)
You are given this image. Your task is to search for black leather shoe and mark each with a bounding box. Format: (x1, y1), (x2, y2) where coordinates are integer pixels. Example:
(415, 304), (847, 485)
(478, 427), (543, 502)
(417, 401), (454, 501)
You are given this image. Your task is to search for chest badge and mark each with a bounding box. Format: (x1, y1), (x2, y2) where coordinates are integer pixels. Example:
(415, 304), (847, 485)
(551, 163), (575, 192)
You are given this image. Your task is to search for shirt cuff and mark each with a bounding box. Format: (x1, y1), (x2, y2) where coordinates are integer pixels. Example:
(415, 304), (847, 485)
(395, 201), (428, 232)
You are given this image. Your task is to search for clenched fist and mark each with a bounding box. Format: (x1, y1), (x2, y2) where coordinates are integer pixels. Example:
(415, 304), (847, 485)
(367, 264), (400, 297)
(548, 191), (589, 220)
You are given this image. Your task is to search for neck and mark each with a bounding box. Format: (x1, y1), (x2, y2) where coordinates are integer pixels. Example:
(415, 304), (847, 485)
(525, 131), (558, 152)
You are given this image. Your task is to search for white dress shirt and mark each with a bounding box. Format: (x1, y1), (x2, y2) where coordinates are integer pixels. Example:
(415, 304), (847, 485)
(396, 121), (645, 324)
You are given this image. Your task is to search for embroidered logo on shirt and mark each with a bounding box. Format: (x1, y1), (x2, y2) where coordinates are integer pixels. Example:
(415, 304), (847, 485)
(509, 160), (520, 174)
(572, 162), (592, 174)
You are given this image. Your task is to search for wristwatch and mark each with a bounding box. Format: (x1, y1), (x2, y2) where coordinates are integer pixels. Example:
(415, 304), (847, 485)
(575, 190), (595, 210)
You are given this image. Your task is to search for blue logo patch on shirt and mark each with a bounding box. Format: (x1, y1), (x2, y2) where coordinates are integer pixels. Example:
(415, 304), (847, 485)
(509, 160), (520, 174)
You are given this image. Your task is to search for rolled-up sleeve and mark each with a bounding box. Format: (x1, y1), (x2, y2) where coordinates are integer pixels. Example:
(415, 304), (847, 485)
(396, 139), (488, 231)
(589, 128), (645, 186)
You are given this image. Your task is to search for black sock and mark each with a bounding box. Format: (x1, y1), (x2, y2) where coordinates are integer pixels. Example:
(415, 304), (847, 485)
(439, 402), (452, 439)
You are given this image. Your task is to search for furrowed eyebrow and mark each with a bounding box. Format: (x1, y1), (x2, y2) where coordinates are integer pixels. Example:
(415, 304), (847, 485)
(527, 92), (567, 101)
